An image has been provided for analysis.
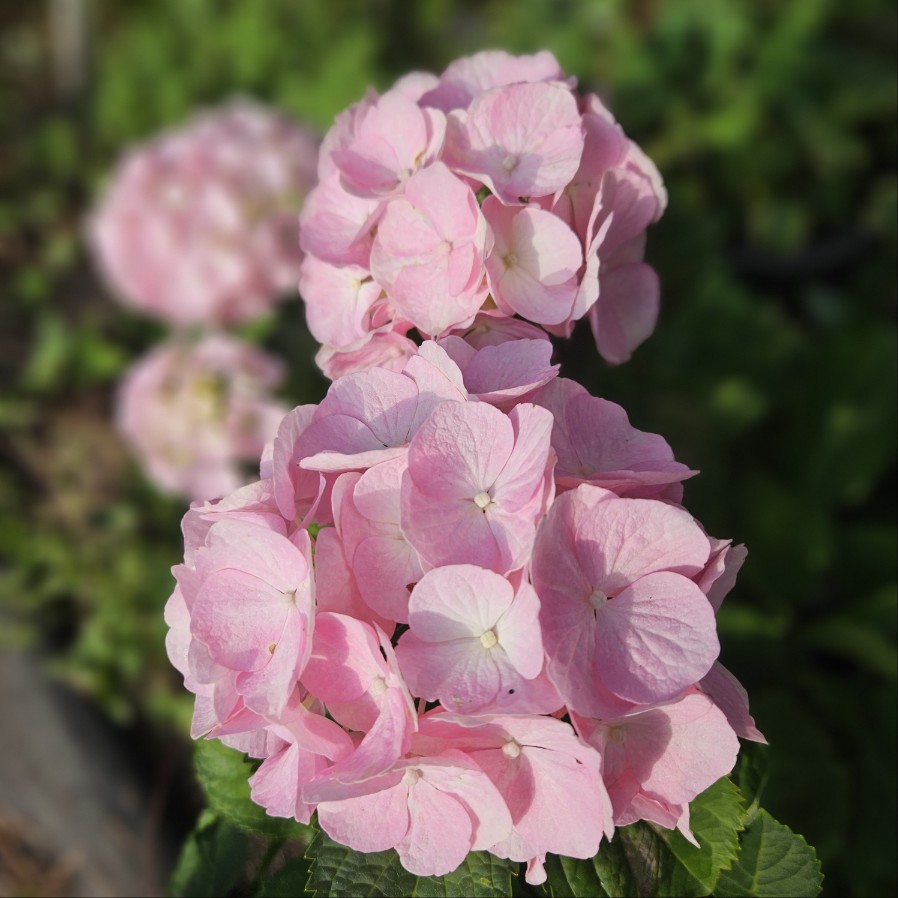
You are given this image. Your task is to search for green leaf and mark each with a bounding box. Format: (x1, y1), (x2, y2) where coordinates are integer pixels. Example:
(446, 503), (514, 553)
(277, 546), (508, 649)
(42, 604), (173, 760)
(659, 776), (748, 893)
(545, 777), (747, 897)
(597, 823), (680, 897)
(306, 824), (519, 896)
(714, 810), (823, 897)
(193, 738), (308, 837)
(169, 810), (248, 898)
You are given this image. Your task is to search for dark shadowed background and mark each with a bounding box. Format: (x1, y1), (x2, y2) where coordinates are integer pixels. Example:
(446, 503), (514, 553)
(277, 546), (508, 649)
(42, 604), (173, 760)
(0, 1), (895, 896)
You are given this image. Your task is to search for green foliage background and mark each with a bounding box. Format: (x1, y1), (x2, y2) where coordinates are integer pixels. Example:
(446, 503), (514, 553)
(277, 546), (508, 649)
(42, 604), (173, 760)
(0, 1), (894, 895)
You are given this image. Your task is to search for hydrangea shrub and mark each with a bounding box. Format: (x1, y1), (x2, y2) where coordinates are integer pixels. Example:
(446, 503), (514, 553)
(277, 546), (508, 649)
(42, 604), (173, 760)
(162, 51), (823, 898)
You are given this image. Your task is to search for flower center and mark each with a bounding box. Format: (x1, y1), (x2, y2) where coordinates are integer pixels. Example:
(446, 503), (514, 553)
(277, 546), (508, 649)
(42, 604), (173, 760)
(588, 589), (608, 610)
(404, 767), (422, 784)
(370, 675), (388, 697)
(502, 739), (522, 759)
(611, 726), (628, 744)
(502, 154), (520, 172)
(474, 490), (492, 510)
(479, 628), (499, 649)
(503, 252), (518, 269)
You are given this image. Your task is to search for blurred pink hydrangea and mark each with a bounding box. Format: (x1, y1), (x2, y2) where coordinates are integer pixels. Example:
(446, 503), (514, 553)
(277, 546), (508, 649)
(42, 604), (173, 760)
(89, 99), (319, 326)
(117, 334), (287, 501)
(299, 50), (666, 376)
(164, 338), (762, 883)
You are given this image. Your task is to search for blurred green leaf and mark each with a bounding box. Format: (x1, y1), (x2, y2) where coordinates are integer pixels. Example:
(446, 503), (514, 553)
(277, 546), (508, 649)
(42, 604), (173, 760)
(193, 738), (308, 838)
(170, 810), (249, 898)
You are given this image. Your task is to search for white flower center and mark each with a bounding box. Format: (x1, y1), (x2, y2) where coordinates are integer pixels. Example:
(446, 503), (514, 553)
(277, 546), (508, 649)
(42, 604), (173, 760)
(479, 629), (499, 649)
(370, 675), (388, 697)
(502, 154), (520, 172)
(502, 739), (522, 759)
(503, 252), (518, 269)
(474, 490), (492, 510)
(588, 589), (608, 610)
(404, 767), (422, 784)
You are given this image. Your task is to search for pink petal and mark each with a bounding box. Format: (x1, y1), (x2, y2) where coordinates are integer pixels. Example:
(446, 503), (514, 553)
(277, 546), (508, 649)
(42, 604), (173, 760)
(398, 777), (476, 876)
(494, 582), (544, 679)
(597, 571), (719, 703)
(700, 661), (767, 743)
(317, 773), (409, 852)
(483, 199), (582, 325)
(406, 401), (514, 501)
(445, 83), (585, 203)
(574, 495), (711, 593)
(590, 262), (660, 365)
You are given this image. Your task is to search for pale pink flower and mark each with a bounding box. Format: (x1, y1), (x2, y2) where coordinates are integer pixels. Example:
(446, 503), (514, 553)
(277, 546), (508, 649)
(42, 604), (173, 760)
(532, 377), (695, 498)
(690, 539), (765, 742)
(450, 311), (549, 348)
(315, 330), (418, 380)
(421, 49), (567, 112)
(297, 361), (461, 474)
(436, 336), (558, 409)
(699, 662), (767, 744)
(268, 405), (329, 529)
(417, 713), (614, 885)
(401, 401), (554, 574)
(696, 538), (749, 613)
(370, 162), (491, 336)
(331, 459), (424, 624)
(116, 335), (287, 501)
(573, 691), (738, 841)
(301, 613), (418, 796)
(585, 178), (662, 365)
(249, 691), (354, 823)
(188, 519), (315, 719)
(313, 522), (394, 633)
(482, 197), (583, 325)
(316, 750), (513, 877)
(332, 90), (446, 197)
(298, 171), (383, 268)
(300, 256), (386, 350)
(180, 478), (286, 567)
(444, 82), (585, 204)
(396, 565), (560, 714)
(89, 99), (318, 326)
(317, 93), (377, 181)
(532, 485), (718, 717)
(164, 582), (237, 740)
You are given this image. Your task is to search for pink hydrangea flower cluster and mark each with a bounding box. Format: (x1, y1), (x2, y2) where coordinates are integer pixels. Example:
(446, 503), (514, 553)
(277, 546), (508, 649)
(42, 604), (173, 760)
(299, 50), (667, 378)
(117, 334), (288, 502)
(90, 99), (319, 326)
(165, 334), (763, 884)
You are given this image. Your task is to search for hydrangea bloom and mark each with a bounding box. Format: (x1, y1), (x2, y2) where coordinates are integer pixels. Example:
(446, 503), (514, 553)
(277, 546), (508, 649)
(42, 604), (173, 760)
(117, 334), (286, 501)
(165, 338), (758, 884)
(299, 49), (666, 376)
(90, 99), (319, 326)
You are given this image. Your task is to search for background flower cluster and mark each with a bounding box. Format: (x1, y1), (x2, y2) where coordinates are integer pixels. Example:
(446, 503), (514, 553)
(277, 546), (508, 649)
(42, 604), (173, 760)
(90, 100), (319, 500)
